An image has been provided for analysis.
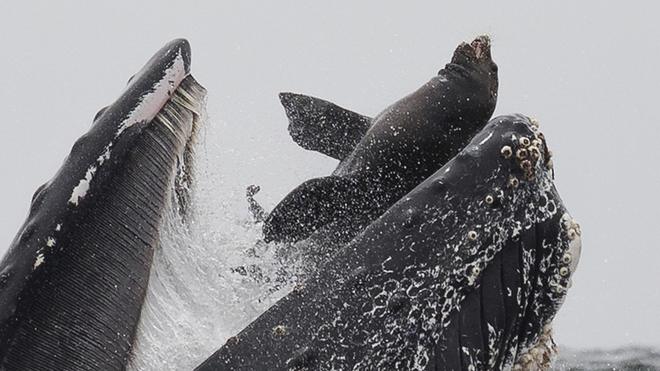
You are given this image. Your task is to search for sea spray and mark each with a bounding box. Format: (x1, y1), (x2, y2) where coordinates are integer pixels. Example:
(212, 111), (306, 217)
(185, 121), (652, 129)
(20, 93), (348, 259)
(128, 110), (300, 371)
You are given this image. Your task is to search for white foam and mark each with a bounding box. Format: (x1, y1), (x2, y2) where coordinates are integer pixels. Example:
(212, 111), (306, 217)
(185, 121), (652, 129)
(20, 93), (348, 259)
(127, 112), (299, 371)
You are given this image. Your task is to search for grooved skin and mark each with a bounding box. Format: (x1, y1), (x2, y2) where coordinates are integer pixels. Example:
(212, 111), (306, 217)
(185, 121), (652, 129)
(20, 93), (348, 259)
(435, 317), (461, 370)
(431, 223), (560, 370)
(1, 112), (191, 370)
(516, 225), (538, 341)
(459, 286), (486, 367)
(480, 246), (505, 368)
(498, 235), (524, 366)
(432, 238), (524, 370)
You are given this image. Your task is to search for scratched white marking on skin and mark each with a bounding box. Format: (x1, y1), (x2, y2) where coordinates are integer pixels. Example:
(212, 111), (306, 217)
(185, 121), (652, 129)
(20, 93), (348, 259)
(98, 144), (112, 165)
(68, 165), (97, 205)
(479, 131), (494, 145)
(33, 253), (45, 269)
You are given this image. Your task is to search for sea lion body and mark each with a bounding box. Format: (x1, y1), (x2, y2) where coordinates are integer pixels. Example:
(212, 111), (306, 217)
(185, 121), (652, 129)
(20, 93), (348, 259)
(264, 36), (499, 256)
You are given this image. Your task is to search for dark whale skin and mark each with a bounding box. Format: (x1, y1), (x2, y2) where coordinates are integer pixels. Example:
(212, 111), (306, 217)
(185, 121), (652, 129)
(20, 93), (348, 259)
(0, 39), (205, 370)
(196, 115), (580, 370)
(264, 36), (499, 251)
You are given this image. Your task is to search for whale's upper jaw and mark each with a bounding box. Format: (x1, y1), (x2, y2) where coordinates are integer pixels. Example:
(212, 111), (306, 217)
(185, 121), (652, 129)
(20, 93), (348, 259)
(55, 38), (202, 211)
(94, 38), (192, 136)
(0, 39), (205, 369)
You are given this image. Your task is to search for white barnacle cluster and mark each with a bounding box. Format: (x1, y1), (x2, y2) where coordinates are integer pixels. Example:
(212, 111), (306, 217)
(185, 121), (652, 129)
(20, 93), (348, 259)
(512, 323), (557, 370)
(558, 213), (582, 290)
(271, 324), (288, 337)
(501, 118), (552, 184)
(32, 235), (57, 270)
(548, 213), (582, 296)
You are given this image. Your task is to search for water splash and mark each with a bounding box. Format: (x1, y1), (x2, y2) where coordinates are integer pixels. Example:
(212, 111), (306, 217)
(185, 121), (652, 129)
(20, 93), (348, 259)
(554, 346), (660, 370)
(127, 114), (298, 370)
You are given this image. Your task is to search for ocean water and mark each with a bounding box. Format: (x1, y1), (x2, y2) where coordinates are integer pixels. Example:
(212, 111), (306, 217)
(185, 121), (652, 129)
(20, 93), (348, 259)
(555, 347), (660, 370)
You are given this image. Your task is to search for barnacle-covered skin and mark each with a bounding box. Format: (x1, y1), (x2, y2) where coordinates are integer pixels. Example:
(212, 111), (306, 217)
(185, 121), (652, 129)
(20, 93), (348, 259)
(196, 114), (580, 371)
(0, 40), (206, 370)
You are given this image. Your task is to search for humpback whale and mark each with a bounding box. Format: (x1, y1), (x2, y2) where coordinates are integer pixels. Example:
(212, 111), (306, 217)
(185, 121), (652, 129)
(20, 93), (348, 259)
(262, 36), (498, 258)
(196, 115), (581, 370)
(0, 39), (206, 370)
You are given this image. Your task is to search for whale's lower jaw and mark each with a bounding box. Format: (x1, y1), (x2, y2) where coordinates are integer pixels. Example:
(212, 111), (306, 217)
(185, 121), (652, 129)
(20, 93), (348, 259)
(0, 40), (207, 369)
(194, 114), (579, 371)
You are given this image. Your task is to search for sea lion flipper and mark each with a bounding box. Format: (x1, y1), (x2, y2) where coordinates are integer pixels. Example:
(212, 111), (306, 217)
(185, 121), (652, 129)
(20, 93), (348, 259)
(279, 92), (371, 160)
(246, 185), (268, 223)
(262, 176), (358, 243)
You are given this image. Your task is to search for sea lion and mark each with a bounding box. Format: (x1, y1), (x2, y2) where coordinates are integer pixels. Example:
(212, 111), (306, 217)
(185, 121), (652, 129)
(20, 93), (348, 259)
(263, 36), (499, 259)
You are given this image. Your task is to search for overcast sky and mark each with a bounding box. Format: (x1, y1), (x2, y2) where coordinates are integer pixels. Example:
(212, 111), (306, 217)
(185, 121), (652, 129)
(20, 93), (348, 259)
(0, 2), (658, 350)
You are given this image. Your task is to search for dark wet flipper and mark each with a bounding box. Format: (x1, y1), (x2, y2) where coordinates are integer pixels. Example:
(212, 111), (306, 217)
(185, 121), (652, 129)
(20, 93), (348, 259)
(279, 92), (372, 160)
(262, 175), (360, 243)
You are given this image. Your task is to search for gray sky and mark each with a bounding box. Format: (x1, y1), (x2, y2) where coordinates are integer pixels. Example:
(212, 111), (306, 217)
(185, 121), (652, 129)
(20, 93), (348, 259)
(0, 1), (658, 350)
